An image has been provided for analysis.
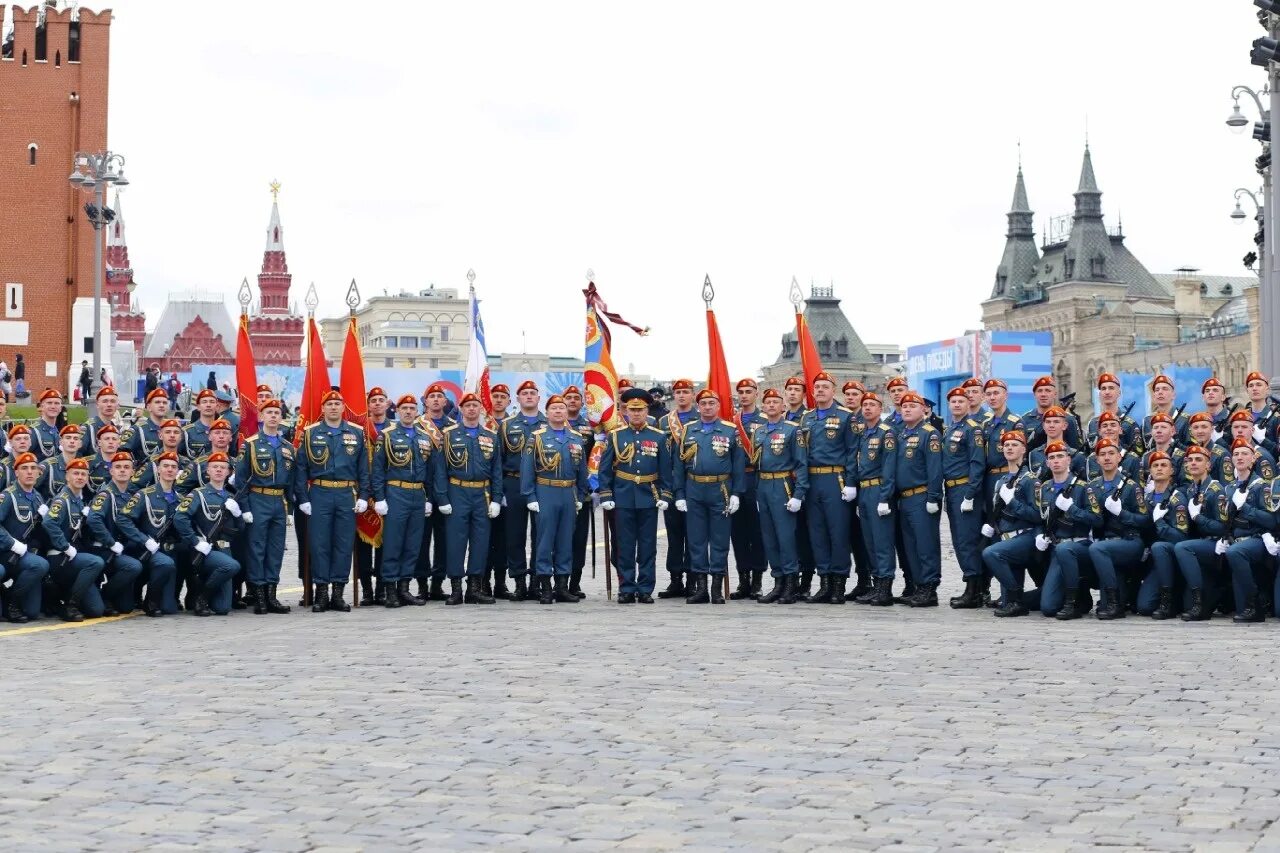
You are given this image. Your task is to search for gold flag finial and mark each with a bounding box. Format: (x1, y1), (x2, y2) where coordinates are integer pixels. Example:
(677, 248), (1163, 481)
(269, 179), (281, 201)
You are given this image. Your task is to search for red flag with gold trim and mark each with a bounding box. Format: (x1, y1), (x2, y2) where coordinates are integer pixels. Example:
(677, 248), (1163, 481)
(295, 316), (331, 448)
(795, 310), (824, 410)
(339, 316), (382, 546)
(234, 313), (259, 440)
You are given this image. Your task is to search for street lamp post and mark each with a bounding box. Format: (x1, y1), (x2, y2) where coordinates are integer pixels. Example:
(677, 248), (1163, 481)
(1231, 188), (1266, 285)
(68, 150), (128, 418)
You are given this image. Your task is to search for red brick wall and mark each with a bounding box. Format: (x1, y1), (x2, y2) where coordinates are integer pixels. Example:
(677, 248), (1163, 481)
(0, 5), (111, 391)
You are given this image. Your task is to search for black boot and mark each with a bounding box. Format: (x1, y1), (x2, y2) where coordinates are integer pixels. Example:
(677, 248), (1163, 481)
(523, 574), (540, 601)
(568, 568), (586, 600)
(994, 589), (1029, 617)
(949, 577), (983, 609)
(759, 575), (786, 604)
(1233, 593), (1264, 623)
(538, 576), (555, 605)
(445, 578), (464, 605)
(374, 579), (387, 606)
(854, 577), (879, 604)
(398, 578), (424, 606)
(311, 584), (330, 613)
(360, 577), (376, 606)
(1095, 587), (1125, 620)
(797, 569), (813, 598)
(846, 572), (872, 602)
(805, 575), (832, 604)
(750, 569), (764, 599)
(251, 584), (268, 615)
(779, 574), (799, 604)
(893, 580), (918, 605)
(509, 574), (528, 602)
(429, 577), (447, 602)
(1181, 589), (1210, 621)
(384, 582), (402, 608)
(231, 583), (247, 610)
(492, 572), (510, 600)
(657, 572), (686, 599)
(554, 575), (578, 603)
(828, 576), (847, 605)
(1055, 586), (1083, 620)
(867, 576), (894, 606)
(466, 577), (496, 604)
(685, 574), (710, 604)
(416, 578), (431, 601)
(1150, 587), (1175, 620)
(266, 584), (291, 614)
(192, 593), (214, 617)
(729, 570), (753, 600)
(328, 583), (352, 612)
(709, 574), (725, 604)
(5, 599), (28, 623)
(62, 599), (85, 622)
(907, 583), (938, 608)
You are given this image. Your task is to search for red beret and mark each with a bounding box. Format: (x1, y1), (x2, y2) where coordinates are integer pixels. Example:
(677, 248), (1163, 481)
(1093, 437), (1119, 453)
(562, 385), (582, 396)
(1098, 411), (1119, 424)
(1230, 410), (1254, 425)
(672, 379), (695, 392)
(145, 388), (167, 405)
(1045, 440), (1069, 456)
(96, 386), (118, 399)
(1043, 406), (1067, 420)
(156, 451), (180, 464)
(195, 389), (217, 402)
(110, 451), (134, 465)
(886, 377), (908, 390)
(490, 384), (510, 395)
(783, 377), (805, 390)
(843, 381), (866, 393)
(395, 394), (417, 408)
(1147, 450), (1171, 464)
(1184, 444), (1211, 459)
(255, 383), (273, 395)
(65, 457), (89, 472)
(160, 419), (182, 430)
(812, 372), (835, 386)
(210, 419), (232, 432)
(260, 399), (282, 413)
(545, 394), (566, 408)
(1231, 437), (1255, 452)
(96, 424), (119, 437)
(39, 388), (63, 404)
(321, 390), (344, 406)
(517, 380), (538, 394)
(1032, 375), (1055, 391)
(961, 377), (983, 389)
(1096, 373), (1120, 389)
(1202, 377), (1224, 393)
(1188, 411), (1213, 425)
(695, 389), (719, 402)
(862, 392), (881, 404)
(1247, 371), (1269, 385)
(900, 392), (924, 406)
(618, 378), (633, 389)
(59, 425), (80, 437)
(7, 424), (30, 438)
(946, 387), (967, 401)
(762, 388), (783, 402)
(736, 378), (758, 391)
(425, 383), (446, 397)
(366, 387), (387, 400)
(1150, 412), (1174, 426)
(984, 378), (1008, 391)
(1001, 430), (1027, 445)
(207, 452), (230, 465)
(12, 452), (38, 468)
(458, 393), (482, 407)
(1151, 375), (1174, 390)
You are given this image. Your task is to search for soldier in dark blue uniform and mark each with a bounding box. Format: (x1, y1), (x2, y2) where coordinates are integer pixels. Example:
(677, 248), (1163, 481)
(798, 372), (857, 603)
(372, 394), (432, 608)
(31, 388), (64, 462)
(1244, 370), (1280, 457)
(1023, 376), (1084, 451)
(37, 425), (86, 500)
(87, 425), (124, 494)
(433, 393), (503, 605)
(781, 377), (816, 597)
(1199, 377), (1233, 444)
(41, 456), (106, 621)
(214, 390), (241, 446)
(79, 385), (125, 458)
(841, 380), (874, 600)
(598, 388), (672, 604)
(294, 390), (371, 613)
(1222, 439), (1277, 622)
(1141, 450), (1189, 619)
(979, 431), (1041, 617)
(657, 378), (698, 599)
(129, 419), (192, 493)
(853, 393), (898, 605)
(1085, 373), (1144, 455)
(353, 387), (393, 605)
(563, 385), (596, 600)
(85, 451), (145, 617)
(0, 452), (50, 622)
(674, 389), (745, 604)
(1027, 407), (1087, 481)
(121, 388), (173, 465)
(173, 451), (241, 616)
(1085, 412), (1142, 480)
(116, 451), (183, 617)
(1225, 410), (1277, 481)
(729, 378), (766, 600)
(750, 388), (808, 604)
(892, 392), (944, 606)
(941, 387), (988, 608)
(234, 401), (293, 615)
(961, 377), (989, 423)
(181, 389), (221, 460)
(413, 383), (456, 600)
(1172, 445), (1231, 621)
(176, 419), (236, 495)
(498, 380), (546, 600)
(522, 394), (589, 604)
(1084, 438), (1149, 619)
(1024, 440), (1094, 617)
(484, 383), (512, 598)
(1141, 375), (1189, 447)
(977, 379), (1021, 605)
(1139, 413), (1185, 486)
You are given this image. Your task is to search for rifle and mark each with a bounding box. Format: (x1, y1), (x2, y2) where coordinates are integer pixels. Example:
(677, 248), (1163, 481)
(989, 457), (1029, 537)
(1041, 474), (1076, 545)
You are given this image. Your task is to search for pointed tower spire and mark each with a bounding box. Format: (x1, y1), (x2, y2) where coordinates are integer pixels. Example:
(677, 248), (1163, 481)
(102, 190), (146, 354)
(1074, 144), (1102, 214)
(1064, 143), (1113, 281)
(258, 179), (292, 314)
(991, 160), (1040, 299)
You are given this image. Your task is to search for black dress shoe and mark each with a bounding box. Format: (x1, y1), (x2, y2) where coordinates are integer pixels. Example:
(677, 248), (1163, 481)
(101, 606), (119, 618)
(617, 592), (636, 604)
(569, 568), (586, 599)
(949, 577), (983, 609)
(636, 593), (654, 604)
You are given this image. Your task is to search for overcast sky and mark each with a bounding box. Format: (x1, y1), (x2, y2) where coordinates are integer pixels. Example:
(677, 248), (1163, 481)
(103, 1), (1262, 377)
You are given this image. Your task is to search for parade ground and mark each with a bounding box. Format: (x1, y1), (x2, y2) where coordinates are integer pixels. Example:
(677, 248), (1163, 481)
(3, 519), (1280, 852)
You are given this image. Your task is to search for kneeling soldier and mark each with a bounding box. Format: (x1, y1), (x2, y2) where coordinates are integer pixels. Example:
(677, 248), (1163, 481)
(0, 452), (50, 622)
(86, 451), (145, 616)
(1222, 439), (1277, 623)
(1172, 445), (1231, 621)
(42, 456), (107, 621)
(116, 451), (184, 616)
(979, 431), (1040, 617)
(174, 451), (241, 616)
(1141, 451), (1190, 619)
(1084, 438), (1150, 620)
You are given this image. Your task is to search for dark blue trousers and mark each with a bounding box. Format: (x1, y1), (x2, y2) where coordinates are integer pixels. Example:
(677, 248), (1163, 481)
(444, 485), (490, 579)
(983, 532), (1038, 597)
(381, 485), (425, 583)
(614, 506), (658, 594)
(685, 482), (730, 576)
(1226, 537), (1269, 612)
(1039, 540), (1092, 616)
(856, 484), (896, 580)
(805, 473), (850, 577)
(945, 489), (984, 579)
(756, 479), (797, 576)
(195, 550), (238, 614)
(533, 486), (575, 577)
(308, 485), (356, 584)
(247, 491), (287, 586)
(898, 492), (941, 585)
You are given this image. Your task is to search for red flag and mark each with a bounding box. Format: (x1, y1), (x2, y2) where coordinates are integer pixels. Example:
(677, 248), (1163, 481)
(340, 316), (382, 546)
(795, 311), (824, 410)
(235, 313), (259, 440)
(295, 316), (331, 448)
(705, 307), (748, 448)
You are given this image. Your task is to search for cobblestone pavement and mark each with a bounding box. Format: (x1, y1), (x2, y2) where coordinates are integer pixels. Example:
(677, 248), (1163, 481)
(4, 513), (1280, 851)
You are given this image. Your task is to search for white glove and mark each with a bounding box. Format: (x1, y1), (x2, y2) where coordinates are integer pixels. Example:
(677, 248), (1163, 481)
(960, 497), (974, 513)
(841, 486), (857, 502)
(998, 482), (1016, 504)
(925, 501), (939, 515)
(1233, 488), (1248, 510)
(195, 539), (212, 556)
(1255, 424), (1267, 443)
(81, 505), (91, 516)
(656, 499), (669, 511)
(1264, 532), (1280, 556)
(228, 473), (236, 486)
(501, 496), (507, 507)
(572, 501), (581, 513)
(1105, 493), (1123, 516)
(299, 502), (312, 516)
(1144, 479), (1155, 495)
(8, 540), (26, 556)
(37, 504), (47, 517)
(528, 501), (540, 513)
(145, 538), (160, 554)
(1035, 533), (1050, 552)
(62, 544), (77, 560)
(355, 498), (368, 514)
(241, 511), (254, 524)
(728, 496), (740, 514)
(1189, 499), (1202, 520)
(110, 541), (124, 556)
(3, 442), (10, 455)
(601, 500), (616, 511)
(439, 504), (453, 515)
(373, 500), (389, 516)
(676, 499), (687, 513)
(1212, 428), (1224, 443)
(1215, 538), (1229, 555)
(1054, 492), (1074, 511)
(488, 501), (501, 519)
(981, 523), (996, 538)
(877, 502), (891, 517)
(424, 502), (433, 516)
(224, 498), (241, 517)
(786, 497), (802, 513)
(1153, 504), (1168, 522)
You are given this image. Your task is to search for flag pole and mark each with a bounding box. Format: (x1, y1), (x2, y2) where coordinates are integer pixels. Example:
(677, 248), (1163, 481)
(345, 279), (362, 610)
(301, 282), (319, 607)
(702, 275), (732, 602)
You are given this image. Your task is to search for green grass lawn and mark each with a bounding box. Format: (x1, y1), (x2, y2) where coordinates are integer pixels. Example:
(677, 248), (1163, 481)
(5, 405), (88, 425)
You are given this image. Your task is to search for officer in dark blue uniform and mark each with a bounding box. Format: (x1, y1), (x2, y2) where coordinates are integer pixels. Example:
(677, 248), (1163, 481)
(372, 394), (432, 608)
(941, 386), (987, 608)
(1025, 440), (1095, 617)
(433, 393), (503, 605)
(1085, 373), (1144, 454)
(893, 391), (944, 606)
(1172, 444), (1231, 620)
(214, 390), (241, 445)
(234, 400), (293, 615)
(499, 380), (546, 600)
(79, 385), (125, 458)
(37, 425), (86, 500)
(853, 393), (899, 605)
(129, 419), (191, 493)
(295, 390), (371, 613)
(1222, 439), (1277, 622)
(116, 451), (184, 616)
(1141, 375), (1189, 447)
(1026, 407), (1087, 481)
(781, 377), (816, 597)
(85, 450), (145, 617)
(181, 389), (222, 460)
(121, 388), (173, 465)
(31, 388), (65, 462)
(1084, 438), (1149, 619)
(42, 456), (106, 622)
(1140, 450), (1189, 619)
(657, 378), (698, 598)
(0, 452), (50, 622)
(176, 419), (236, 496)
(977, 379), (1021, 605)
(563, 384), (596, 600)
(413, 383), (456, 600)
(1199, 377), (1233, 445)
(1186, 412), (1232, 483)
(729, 378), (767, 600)
(980, 430), (1041, 617)
(1139, 413), (1185, 486)
(798, 372), (857, 603)
(522, 394), (589, 604)
(749, 388), (808, 605)
(351, 387), (393, 605)
(173, 451), (241, 617)
(1084, 412), (1142, 481)
(598, 388), (672, 604)
(674, 389), (745, 605)
(1224, 410), (1278, 481)
(1244, 371), (1280, 457)
(841, 380), (874, 600)
(1022, 376), (1084, 451)
(484, 382), (512, 598)
(87, 424), (124, 494)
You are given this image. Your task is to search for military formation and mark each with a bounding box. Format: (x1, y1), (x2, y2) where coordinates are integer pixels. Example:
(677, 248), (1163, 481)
(2, 367), (1279, 625)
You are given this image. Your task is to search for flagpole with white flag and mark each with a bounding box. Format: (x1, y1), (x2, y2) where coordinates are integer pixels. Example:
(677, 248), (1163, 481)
(462, 268), (493, 415)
